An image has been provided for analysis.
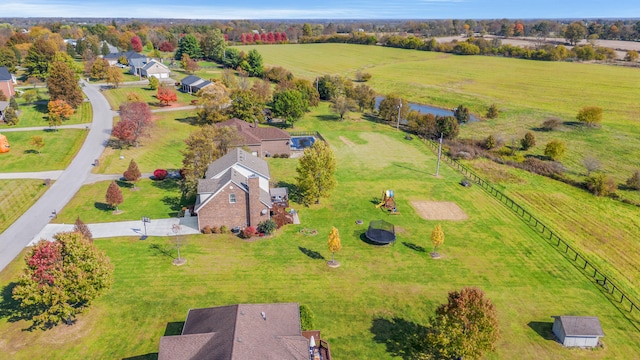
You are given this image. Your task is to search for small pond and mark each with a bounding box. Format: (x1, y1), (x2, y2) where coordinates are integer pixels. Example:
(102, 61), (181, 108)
(375, 97), (478, 122)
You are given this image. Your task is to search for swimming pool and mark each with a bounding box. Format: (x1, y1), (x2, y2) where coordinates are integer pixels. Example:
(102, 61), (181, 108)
(290, 136), (316, 150)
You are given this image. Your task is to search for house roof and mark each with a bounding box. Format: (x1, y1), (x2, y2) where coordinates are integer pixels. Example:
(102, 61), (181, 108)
(204, 148), (270, 180)
(104, 51), (147, 61)
(129, 58), (147, 68)
(159, 303), (309, 360)
(216, 118), (291, 144)
(553, 316), (604, 337)
(195, 168), (271, 212)
(0, 101), (9, 111)
(182, 75), (212, 88)
(142, 60), (170, 72)
(0, 67), (12, 81)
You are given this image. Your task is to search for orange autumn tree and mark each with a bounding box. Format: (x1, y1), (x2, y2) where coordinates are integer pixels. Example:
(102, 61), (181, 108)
(48, 99), (74, 119)
(156, 85), (177, 106)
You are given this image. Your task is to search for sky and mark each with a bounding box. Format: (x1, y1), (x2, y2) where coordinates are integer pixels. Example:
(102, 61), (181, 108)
(1, 0), (639, 20)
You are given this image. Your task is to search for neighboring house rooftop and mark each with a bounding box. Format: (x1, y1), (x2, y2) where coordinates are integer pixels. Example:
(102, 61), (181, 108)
(553, 316), (604, 337)
(141, 59), (170, 72)
(182, 75), (211, 87)
(104, 50), (147, 61)
(158, 303), (310, 360)
(217, 118), (291, 145)
(0, 67), (12, 81)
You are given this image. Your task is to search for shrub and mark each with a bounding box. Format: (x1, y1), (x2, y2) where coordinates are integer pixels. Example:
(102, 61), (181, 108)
(626, 170), (640, 190)
(148, 76), (159, 90)
(154, 169), (168, 180)
(484, 135), (496, 150)
(486, 104), (499, 119)
(540, 118), (562, 131)
(544, 140), (566, 160)
(211, 226), (219, 234)
(220, 225), (228, 234)
(520, 132), (536, 150)
(257, 219), (278, 235)
(576, 106), (603, 127)
(202, 225), (212, 234)
(299, 304), (315, 331)
(279, 153), (290, 158)
(242, 226), (256, 239)
(272, 153), (280, 158)
(585, 173), (617, 196)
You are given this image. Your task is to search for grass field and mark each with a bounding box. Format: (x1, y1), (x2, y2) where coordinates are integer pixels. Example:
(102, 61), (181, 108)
(0, 180), (49, 233)
(101, 85), (195, 110)
(0, 129), (88, 172)
(52, 178), (184, 224)
(1, 107), (639, 359)
(94, 110), (198, 174)
(0, 100), (92, 128)
(240, 43), (640, 199)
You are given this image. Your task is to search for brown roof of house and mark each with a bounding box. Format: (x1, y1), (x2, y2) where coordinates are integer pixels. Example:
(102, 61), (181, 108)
(553, 316), (604, 337)
(159, 303), (310, 360)
(217, 118), (290, 143)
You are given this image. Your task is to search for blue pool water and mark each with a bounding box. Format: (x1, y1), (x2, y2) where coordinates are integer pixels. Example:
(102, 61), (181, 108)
(290, 136), (316, 150)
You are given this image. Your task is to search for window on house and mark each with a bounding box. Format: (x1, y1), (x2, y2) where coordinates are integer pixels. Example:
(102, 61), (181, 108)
(229, 193), (236, 203)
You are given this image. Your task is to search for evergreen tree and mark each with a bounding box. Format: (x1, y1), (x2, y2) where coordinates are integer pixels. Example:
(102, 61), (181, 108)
(175, 34), (202, 60)
(3, 106), (18, 125)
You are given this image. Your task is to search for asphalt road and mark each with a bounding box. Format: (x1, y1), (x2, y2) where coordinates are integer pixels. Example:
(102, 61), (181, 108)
(0, 80), (113, 271)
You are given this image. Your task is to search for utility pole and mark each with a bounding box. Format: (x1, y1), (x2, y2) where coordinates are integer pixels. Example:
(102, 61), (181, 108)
(436, 132), (443, 177)
(396, 102), (402, 131)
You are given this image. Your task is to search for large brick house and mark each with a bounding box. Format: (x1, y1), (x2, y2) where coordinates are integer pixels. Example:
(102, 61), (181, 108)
(217, 118), (291, 158)
(195, 148), (275, 231)
(0, 67), (16, 100)
(158, 303), (331, 360)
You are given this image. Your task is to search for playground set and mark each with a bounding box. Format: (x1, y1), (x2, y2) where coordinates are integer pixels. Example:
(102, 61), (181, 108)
(376, 190), (399, 214)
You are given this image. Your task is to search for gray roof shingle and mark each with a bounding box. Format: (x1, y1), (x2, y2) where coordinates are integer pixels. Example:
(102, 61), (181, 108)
(204, 148), (270, 180)
(554, 316), (604, 337)
(0, 67), (12, 81)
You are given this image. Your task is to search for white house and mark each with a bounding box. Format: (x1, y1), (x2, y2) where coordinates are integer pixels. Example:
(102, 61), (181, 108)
(140, 60), (171, 79)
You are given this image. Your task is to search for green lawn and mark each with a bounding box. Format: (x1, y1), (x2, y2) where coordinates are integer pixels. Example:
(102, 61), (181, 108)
(0, 179), (50, 233)
(94, 110), (198, 174)
(241, 44), (640, 199)
(101, 85), (195, 110)
(172, 62), (223, 82)
(1, 100), (92, 128)
(0, 129), (88, 172)
(1, 109), (639, 359)
(52, 178), (185, 224)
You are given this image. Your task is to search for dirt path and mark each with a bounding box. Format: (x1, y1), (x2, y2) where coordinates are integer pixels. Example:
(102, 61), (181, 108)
(410, 200), (468, 220)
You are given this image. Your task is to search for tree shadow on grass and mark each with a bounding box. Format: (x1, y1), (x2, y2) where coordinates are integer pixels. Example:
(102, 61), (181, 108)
(275, 180), (300, 204)
(122, 354), (158, 360)
(175, 116), (197, 125)
(402, 242), (425, 252)
(116, 180), (133, 189)
(149, 243), (174, 258)
(164, 321), (185, 336)
(316, 114), (339, 121)
(298, 246), (325, 260)
(34, 102), (48, 114)
(0, 282), (22, 322)
(371, 317), (428, 360)
(161, 196), (181, 217)
(23, 149), (39, 154)
(527, 321), (556, 341)
(151, 179), (180, 191)
(94, 202), (112, 212)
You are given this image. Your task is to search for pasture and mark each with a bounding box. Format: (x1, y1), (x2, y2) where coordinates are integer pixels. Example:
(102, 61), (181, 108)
(1, 109), (639, 359)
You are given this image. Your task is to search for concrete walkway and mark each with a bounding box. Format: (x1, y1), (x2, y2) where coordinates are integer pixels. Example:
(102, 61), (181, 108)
(0, 123), (92, 132)
(31, 217), (200, 245)
(0, 171), (154, 183)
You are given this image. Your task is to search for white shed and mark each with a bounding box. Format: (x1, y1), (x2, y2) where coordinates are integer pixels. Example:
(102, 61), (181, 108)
(552, 316), (604, 347)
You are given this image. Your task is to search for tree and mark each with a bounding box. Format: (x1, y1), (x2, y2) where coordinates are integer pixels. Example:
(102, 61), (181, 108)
(352, 83), (376, 112)
(295, 79), (320, 108)
(123, 159), (142, 188)
(230, 89), (265, 123)
(576, 106), (603, 127)
(520, 131), (536, 150)
(424, 287), (499, 360)
(30, 136), (45, 154)
(626, 170), (640, 190)
(582, 155), (601, 176)
(157, 85), (177, 106)
(180, 125), (235, 196)
(222, 47), (243, 69)
(91, 58), (109, 80)
(0, 47), (19, 72)
(115, 101), (153, 147)
(180, 53), (192, 71)
(48, 99), (74, 122)
(48, 60), (84, 108)
(130, 35), (143, 52)
(585, 173), (617, 196)
(544, 140), (566, 160)
(295, 141), (337, 206)
(299, 304), (315, 331)
(330, 95), (356, 120)
(243, 49), (263, 77)
(303, 23), (313, 37)
(24, 38), (57, 80)
(431, 224), (444, 256)
(564, 22), (587, 45)
(105, 66), (124, 88)
(105, 181), (123, 211)
(272, 89), (306, 128)
(196, 82), (231, 125)
(200, 29), (226, 62)
(148, 76), (159, 90)
(484, 135), (496, 150)
(378, 96), (409, 124)
(175, 34), (202, 60)
(101, 42), (110, 56)
(435, 116), (460, 140)
(453, 104), (470, 123)
(3, 107), (18, 125)
(184, 58), (199, 73)
(327, 226), (342, 265)
(73, 217), (93, 243)
(12, 232), (113, 329)
(47, 113), (63, 129)
(486, 104), (499, 119)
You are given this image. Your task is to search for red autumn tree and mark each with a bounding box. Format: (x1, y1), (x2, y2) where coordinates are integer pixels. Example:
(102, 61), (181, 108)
(123, 159), (142, 187)
(27, 240), (62, 285)
(280, 32), (288, 41)
(275, 32), (282, 42)
(267, 32), (275, 43)
(158, 41), (175, 52)
(157, 85), (177, 106)
(105, 181), (124, 211)
(260, 33), (267, 42)
(112, 119), (137, 147)
(113, 101), (153, 147)
(131, 36), (143, 52)
(253, 33), (260, 42)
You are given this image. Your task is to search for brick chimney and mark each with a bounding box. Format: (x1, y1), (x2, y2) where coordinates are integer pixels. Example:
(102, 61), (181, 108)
(247, 174), (261, 227)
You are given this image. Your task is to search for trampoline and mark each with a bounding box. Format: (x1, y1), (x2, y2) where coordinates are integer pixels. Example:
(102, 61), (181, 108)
(365, 220), (396, 245)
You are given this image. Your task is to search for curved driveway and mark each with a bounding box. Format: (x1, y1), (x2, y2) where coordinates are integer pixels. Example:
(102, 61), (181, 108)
(0, 81), (113, 271)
